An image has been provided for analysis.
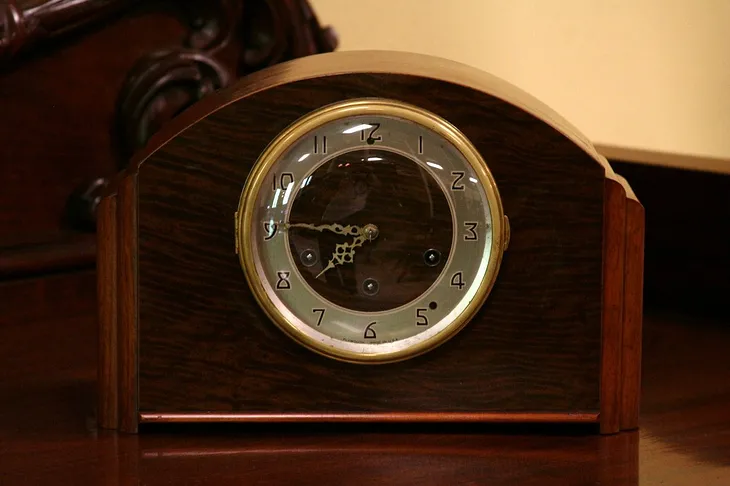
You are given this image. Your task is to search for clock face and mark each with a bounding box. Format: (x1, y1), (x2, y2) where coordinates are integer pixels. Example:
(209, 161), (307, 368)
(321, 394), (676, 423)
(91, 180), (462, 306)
(237, 99), (507, 363)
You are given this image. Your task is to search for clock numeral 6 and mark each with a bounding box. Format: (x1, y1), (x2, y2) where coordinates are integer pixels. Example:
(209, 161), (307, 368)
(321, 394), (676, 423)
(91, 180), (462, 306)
(450, 272), (465, 290)
(276, 271), (291, 290)
(415, 308), (429, 326)
(364, 321), (377, 339)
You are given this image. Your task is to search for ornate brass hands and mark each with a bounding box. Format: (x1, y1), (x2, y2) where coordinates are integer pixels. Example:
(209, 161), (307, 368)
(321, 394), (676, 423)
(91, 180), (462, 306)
(285, 222), (379, 278)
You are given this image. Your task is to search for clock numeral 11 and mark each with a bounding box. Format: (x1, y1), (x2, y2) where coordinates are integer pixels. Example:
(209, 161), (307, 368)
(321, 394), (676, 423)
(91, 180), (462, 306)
(314, 135), (327, 154)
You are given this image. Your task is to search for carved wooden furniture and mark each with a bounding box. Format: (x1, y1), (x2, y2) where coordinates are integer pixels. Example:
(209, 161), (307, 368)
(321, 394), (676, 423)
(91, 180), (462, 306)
(96, 51), (644, 434)
(0, 0), (336, 282)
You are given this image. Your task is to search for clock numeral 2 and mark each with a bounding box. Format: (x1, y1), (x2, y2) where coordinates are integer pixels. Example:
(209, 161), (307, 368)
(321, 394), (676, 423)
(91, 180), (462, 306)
(450, 272), (465, 290)
(273, 172), (294, 191)
(312, 308), (325, 326)
(364, 321), (377, 339)
(416, 308), (429, 326)
(451, 171), (465, 191)
(464, 222), (478, 241)
(314, 135), (327, 154)
(276, 271), (291, 290)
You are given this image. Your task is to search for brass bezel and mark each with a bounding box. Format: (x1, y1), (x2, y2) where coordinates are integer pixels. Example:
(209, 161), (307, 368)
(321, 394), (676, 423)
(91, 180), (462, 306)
(236, 98), (507, 364)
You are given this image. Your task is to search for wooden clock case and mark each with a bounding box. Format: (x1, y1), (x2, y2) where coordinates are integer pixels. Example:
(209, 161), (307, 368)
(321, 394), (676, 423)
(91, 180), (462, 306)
(97, 50), (644, 434)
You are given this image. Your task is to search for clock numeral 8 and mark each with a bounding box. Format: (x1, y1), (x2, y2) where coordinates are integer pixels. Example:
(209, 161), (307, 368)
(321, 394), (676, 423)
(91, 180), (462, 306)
(276, 271), (291, 290)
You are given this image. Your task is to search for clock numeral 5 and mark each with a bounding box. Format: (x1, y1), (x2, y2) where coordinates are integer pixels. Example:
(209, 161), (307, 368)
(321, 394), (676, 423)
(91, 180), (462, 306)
(415, 308), (429, 326)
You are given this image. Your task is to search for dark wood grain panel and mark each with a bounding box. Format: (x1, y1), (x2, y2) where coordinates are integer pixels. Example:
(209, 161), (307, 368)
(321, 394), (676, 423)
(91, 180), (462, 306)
(2, 310), (729, 485)
(117, 174), (138, 433)
(97, 193), (118, 430)
(600, 177), (627, 434)
(135, 71), (605, 416)
(620, 182), (644, 430)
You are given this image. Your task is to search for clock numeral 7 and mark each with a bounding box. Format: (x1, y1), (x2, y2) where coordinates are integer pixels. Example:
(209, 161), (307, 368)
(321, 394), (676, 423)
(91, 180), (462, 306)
(312, 308), (325, 326)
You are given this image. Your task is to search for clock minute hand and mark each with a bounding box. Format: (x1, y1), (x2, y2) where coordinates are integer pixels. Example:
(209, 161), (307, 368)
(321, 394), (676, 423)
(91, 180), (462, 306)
(285, 222), (363, 237)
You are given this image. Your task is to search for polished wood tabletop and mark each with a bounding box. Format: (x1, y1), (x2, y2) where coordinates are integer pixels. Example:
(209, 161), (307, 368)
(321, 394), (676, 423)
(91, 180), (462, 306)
(1, 295), (728, 484)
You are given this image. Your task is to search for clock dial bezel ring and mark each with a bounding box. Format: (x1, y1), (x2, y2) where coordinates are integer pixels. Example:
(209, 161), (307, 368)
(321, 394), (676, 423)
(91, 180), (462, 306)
(236, 98), (507, 364)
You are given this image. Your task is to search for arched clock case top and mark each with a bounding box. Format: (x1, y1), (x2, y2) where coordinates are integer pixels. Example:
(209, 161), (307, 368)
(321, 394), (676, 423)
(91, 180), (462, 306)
(97, 50), (644, 435)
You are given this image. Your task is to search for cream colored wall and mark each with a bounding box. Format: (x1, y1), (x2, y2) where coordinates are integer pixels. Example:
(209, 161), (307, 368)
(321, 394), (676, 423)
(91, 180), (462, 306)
(311, 0), (730, 172)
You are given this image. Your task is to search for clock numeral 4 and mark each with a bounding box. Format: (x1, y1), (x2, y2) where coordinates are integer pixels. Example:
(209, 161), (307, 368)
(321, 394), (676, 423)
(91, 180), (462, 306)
(450, 272), (465, 290)
(364, 321), (377, 339)
(276, 271), (291, 290)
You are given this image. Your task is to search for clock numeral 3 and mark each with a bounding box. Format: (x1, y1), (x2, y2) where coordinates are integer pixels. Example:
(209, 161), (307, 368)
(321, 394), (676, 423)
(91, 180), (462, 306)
(276, 271), (291, 290)
(312, 308), (325, 326)
(451, 171), (465, 191)
(464, 222), (478, 241)
(415, 308), (429, 326)
(364, 321), (377, 339)
(450, 272), (465, 290)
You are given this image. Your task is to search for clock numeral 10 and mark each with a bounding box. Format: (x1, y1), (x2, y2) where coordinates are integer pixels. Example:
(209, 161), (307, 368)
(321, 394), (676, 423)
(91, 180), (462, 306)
(450, 272), (465, 290)
(273, 172), (294, 191)
(364, 321), (377, 339)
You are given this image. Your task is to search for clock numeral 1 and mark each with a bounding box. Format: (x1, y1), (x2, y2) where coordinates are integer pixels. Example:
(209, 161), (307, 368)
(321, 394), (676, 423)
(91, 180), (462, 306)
(314, 135), (327, 154)
(450, 272), (465, 290)
(451, 171), (465, 191)
(415, 308), (429, 326)
(276, 271), (291, 290)
(364, 321), (377, 339)
(464, 222), (478, 241)
(418, 135), (423, 154)
(312, 308), (325, 326)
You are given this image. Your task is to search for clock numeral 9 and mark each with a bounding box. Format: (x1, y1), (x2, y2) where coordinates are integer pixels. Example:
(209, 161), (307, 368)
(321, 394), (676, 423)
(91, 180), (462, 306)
(450, 272), (465, 290)
(364, 321), (377, 339)
(415, 308), (429, 326)
(263, 222), (278, 240)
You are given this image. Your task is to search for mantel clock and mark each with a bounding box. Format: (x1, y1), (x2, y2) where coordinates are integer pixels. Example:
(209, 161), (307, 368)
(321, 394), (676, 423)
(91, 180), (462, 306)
(97, 51), (644, 435)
